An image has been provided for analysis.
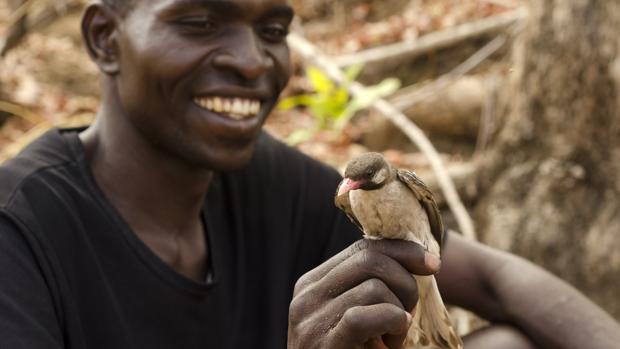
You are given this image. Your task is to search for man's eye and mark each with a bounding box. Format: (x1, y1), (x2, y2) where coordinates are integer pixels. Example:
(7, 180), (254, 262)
(260, 24), (289, 42)
(177, 16), (217, 31)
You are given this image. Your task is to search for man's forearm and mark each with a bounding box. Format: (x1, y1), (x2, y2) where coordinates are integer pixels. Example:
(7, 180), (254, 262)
(438, 233), (620, 349)
(463, 325), (537, 349)
(489, 254), (620, 349)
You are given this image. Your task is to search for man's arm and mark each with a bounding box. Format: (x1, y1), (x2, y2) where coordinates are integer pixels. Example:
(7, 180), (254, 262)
(437, 232), (620, 349)
(0, 215), (64, 348)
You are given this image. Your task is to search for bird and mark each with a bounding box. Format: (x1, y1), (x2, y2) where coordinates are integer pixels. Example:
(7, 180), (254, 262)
(334, 152), (463, 349)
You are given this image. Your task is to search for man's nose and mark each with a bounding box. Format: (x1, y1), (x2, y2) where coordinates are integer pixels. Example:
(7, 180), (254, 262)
(212, 27), (274, 81)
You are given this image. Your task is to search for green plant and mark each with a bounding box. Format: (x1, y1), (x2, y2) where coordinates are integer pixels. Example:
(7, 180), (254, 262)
(278, 64), (400, 144)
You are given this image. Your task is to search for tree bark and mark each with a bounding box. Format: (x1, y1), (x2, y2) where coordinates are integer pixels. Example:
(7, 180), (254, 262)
(1, 0), (28, 56)
(476, 0), (620, 318)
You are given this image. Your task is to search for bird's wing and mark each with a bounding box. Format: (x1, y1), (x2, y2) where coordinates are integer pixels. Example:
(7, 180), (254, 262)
(334, 182), (364, 233)
(396, 169), (444, 248)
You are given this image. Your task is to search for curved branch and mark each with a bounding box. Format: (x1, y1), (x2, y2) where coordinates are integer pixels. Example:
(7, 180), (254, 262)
(332, 9), (526, 69)
(0, 100), (41, 123)
(287, 33), (478, 240)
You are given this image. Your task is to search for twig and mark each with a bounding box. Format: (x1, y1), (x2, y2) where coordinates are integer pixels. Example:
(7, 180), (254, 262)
(476, 73), (500, 154)
(288, 33), (478, 240)
(390, 35), (507, 111)
(0, 0), (34, 56)
(4, 0), (36, 29)
(332, 8), (527, 69)
(0, 100), (41, 123)
(483, 0), (520, 9)
(1, 0), (80, 56)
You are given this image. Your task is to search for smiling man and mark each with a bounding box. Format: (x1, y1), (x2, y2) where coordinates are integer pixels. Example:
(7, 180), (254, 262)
(1, 0), (620, 349)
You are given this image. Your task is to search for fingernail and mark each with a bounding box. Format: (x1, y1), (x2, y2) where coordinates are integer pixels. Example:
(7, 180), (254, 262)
(424, 253), (441, 272)
(405, 311), (413, 326)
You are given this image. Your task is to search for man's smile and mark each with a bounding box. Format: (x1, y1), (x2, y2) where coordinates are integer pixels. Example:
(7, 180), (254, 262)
(104, 0), (293, 170)
(193, 96), (262, 121)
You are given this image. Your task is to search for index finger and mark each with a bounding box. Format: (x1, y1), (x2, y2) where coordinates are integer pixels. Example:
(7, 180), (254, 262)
(296, 239), (440, 291)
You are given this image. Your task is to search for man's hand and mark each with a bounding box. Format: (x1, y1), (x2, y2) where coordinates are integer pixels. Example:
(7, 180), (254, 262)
(288, 239), (441, 349)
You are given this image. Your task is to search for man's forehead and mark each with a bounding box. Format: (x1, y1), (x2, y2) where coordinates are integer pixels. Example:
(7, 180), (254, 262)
(125, 0), (294, 21)
(141, 0), (293, 10)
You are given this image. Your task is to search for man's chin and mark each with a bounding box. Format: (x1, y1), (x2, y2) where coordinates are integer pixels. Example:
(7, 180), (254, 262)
(210, 156), (254, 172)
(195, 143), (258, 173)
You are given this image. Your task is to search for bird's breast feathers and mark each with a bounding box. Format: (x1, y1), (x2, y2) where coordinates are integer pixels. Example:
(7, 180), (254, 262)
(349, 181), (438, 254)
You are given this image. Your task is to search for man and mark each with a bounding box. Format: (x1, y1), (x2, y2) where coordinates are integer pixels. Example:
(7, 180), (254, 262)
(0, 0), (618, 348)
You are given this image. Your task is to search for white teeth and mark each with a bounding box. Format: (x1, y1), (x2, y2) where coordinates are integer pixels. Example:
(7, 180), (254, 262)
(214, 97), (223, 113)
(232, 98), (243, 115)
(193, 96), (262, 120)
(242, 99), (250, 115)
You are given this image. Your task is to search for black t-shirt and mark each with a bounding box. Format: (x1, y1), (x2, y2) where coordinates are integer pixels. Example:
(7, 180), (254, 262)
(0, 128), (360, 348)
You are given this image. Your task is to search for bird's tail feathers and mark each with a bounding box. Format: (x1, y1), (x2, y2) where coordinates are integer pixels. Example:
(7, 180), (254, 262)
(405, 275), (463, 349)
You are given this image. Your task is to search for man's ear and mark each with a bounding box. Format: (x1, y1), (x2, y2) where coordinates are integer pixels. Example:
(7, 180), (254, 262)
(81, 4), (120, 75)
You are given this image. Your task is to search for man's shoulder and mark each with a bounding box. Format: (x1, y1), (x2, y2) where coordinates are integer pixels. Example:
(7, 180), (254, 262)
(0, 128), (80, 211)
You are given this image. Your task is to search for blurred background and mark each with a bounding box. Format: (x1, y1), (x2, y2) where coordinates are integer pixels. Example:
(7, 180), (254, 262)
(1, 0), (619, 325)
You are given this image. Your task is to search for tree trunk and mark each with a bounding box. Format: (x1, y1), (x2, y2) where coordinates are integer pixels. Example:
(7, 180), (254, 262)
(476, 0), (620, 318)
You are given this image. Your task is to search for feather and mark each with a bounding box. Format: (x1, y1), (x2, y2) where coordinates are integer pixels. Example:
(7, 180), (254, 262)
(396, 169), (445, 252)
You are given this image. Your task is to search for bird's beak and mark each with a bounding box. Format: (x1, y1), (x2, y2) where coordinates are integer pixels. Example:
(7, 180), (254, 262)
(337, 178), (362, 196)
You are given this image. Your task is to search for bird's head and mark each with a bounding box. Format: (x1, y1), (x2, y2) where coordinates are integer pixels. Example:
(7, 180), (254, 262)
(338, 152), (392, 195)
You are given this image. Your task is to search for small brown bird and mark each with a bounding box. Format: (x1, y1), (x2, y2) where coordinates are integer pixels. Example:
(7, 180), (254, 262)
(335, 152), (463, 349)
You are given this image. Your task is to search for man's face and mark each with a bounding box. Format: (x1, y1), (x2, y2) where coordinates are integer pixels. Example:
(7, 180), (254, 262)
(114, 0), (293, 171)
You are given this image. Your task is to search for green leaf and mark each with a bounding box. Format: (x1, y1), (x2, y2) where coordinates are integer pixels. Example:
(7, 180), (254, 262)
(344, 63), (364, 83)
(280, 64), (400, 135)
(277, 95), (315, 110)
(286, 128), (314, 145)
(348, 78), (401, 112)
(306, 66), (334, 94)
(363, 78), (401, 99)
(332, 88), (350, 107)
(309, 99), (337, 129)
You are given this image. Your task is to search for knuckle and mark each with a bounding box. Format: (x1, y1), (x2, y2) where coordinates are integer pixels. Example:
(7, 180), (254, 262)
(385, 306), (409, 328)
(287, 315), (314, 348)
(293, 272), (312, 294)
(362, 278), (390, 301)
(339, 306), (364, 333)
(352, 249), (389, 277)
(353, 248), (380, 269)
(288, 294), (305, 319)
(289, 290), (317, 325)
(355, 248), (373, 267)
(350, 238), (371, 254)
